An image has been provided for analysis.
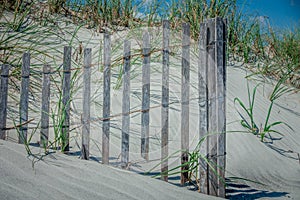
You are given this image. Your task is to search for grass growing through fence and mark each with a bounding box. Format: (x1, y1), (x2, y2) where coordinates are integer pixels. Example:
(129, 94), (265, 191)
(147, 133), (225, 191)
(1, 0), (299, 179)
(50, 63), (80, 152)
(0, 0), (84, 153)
(2, 0), (299, 90)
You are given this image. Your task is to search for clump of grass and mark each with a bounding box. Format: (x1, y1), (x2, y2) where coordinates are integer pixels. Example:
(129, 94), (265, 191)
(234, 82), (259, 135)
(48, 0), (67, 14)
(260, 76), (294, 141)
(234, 77), (293, 142)
(165, 0), (236, 39)
(49, 62), (80, 152)
(65, 0), (139, 30)
(227, 8), (300, 88)
(228, 14), (266, 63)
(264, 26), (300, 87)
(147, 135), (224, 191)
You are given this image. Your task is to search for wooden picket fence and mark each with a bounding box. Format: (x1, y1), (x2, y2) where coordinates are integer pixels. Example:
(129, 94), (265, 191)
(0, 18), (226, 197)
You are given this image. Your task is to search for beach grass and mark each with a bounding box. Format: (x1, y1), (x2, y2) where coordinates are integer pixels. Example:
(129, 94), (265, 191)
(146, 133), (225, 192)
(2, 0), (299, 88)
(234, 76), (294, 142)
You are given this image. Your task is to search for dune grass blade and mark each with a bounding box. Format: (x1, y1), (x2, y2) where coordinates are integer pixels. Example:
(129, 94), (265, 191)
(260, 76), (294, 141)
(234, 83), (259, 134)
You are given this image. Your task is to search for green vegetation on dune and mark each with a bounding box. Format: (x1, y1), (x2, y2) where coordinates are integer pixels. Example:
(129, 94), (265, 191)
(234, 76), (294, 142)
(1, 0), (298, 188)
(1, 0), (299, 89)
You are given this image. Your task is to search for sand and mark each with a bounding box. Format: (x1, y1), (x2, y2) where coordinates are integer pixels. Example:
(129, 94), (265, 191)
(225, 65), (300, 199)
(1, 14), (300, 199)
(0, 140), (222, 200)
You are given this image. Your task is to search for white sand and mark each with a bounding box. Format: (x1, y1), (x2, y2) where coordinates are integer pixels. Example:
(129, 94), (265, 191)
(1, 17), (300, 199)
(0, 140), (221, 200)
(225, 65), (300, 199)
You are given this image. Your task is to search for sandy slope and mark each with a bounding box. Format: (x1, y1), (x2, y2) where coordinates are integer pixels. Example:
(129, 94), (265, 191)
(2, 64), (299, 200)
(0, 140), (221, 200)
(225, 65), (300, 199)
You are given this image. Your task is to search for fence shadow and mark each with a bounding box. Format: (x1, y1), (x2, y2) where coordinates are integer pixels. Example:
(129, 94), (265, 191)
(226, 178), (289, 199)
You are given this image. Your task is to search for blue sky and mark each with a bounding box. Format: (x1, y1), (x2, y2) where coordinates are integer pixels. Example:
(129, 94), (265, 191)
(237, 0), (300, 29)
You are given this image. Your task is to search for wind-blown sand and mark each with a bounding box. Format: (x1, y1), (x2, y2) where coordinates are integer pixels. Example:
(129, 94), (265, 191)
(1, 19), (300, 199)
(0, 140), (222, 200)
(225, 66), (300, 199)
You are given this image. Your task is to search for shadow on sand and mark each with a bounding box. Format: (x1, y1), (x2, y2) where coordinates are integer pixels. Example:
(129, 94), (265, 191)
(226, 178), (290, 199)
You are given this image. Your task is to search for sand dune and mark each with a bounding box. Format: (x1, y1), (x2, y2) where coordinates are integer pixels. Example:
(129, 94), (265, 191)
(1, 20), (300, 199)
(225, 65), (300, 199)
(0, 140), (222, 200)
(2, 65), (299, 200)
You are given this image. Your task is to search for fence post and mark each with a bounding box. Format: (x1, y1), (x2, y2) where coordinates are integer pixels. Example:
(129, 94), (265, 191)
(161, 20), (170, 181)
(206, 18), (218, 196)
(40, 64), (51, 148)
(121, 40), (131, 168)
(81, 48), (92, 160)
(62, 46), (71, 152)
(181, 22), (190, 185)
(141, 30), (150, 161)
(0, 64), (9, 140)
(216, 17), (226, 198)
(103, 33), (111, 164)
(19, 53), (30, 144)
(198, 21), (209, 194)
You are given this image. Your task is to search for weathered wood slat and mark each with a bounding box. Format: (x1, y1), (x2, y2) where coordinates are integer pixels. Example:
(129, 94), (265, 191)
(207, 18), (218, 196)
(198, 22), (209, 194)
(181, 22), (190, 185)
(62, 46), (72, 152)
(19, 53), (30, 144)
(40, 64), (51, 148)
(141, 31), (151, 161)
(161, 20), (170, 181)
(81, 48), (92, 160)
(121, 40), (131, 168)
(216, 17), (226, 198)
(102, 33), (111, 164)
(0, 64), (9, 140)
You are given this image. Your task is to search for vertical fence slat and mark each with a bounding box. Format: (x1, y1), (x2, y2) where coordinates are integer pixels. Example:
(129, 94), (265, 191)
(161, 20), (170, 181)
(121, 40), (131, 168)
(81, 48), (92, 160)
(103, 33), (111, 164)
(141, 31), (151, 161)
(62, 46), (71, 152)
(0, 64), (9, 140)
(19, 53), (30, 144)
(216, 17), (226, 198)
(40, 64), (51, 148)
(207, 18), (218, 196)
(198, 22), (209, 194)
(181, 22), (190, 185)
